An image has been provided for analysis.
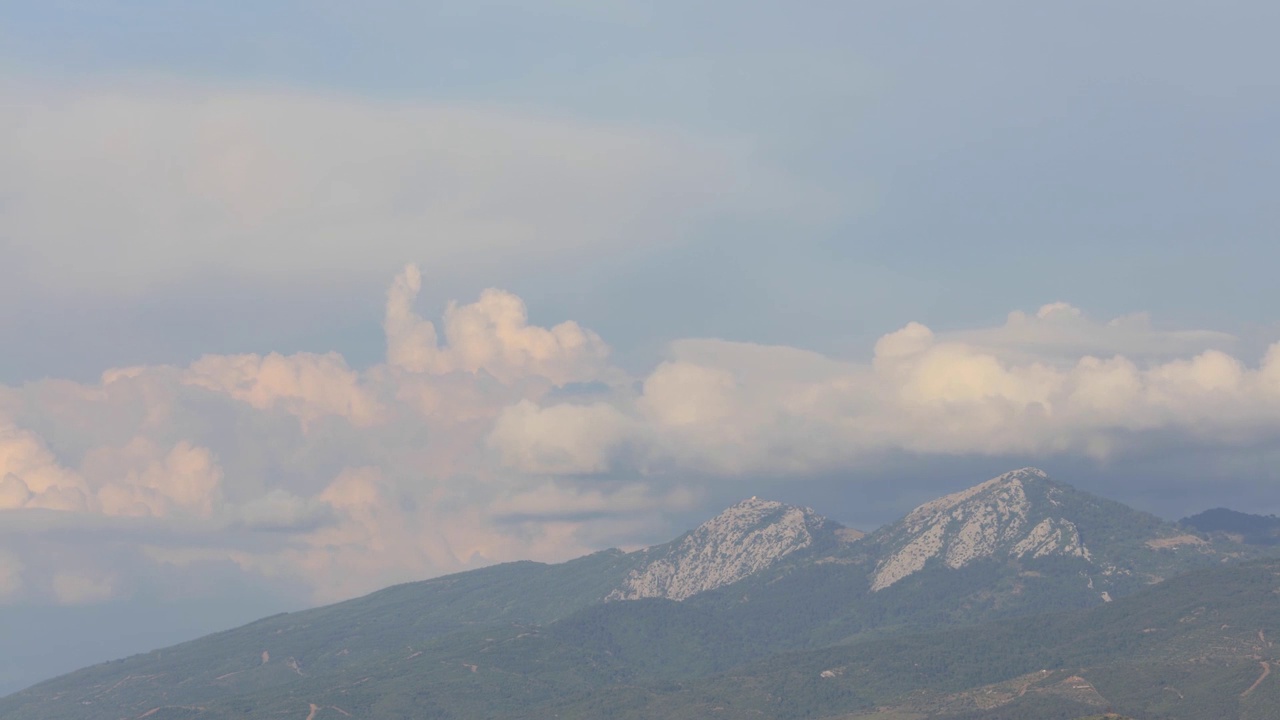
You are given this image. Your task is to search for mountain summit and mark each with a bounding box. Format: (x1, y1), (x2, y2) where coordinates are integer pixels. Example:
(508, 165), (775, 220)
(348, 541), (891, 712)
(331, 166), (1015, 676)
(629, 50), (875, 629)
(868, 467), (1224, 596)
(870, 468), (1089, 590)
(3, 468), (1272, 720)
(608, 497), (840, 601)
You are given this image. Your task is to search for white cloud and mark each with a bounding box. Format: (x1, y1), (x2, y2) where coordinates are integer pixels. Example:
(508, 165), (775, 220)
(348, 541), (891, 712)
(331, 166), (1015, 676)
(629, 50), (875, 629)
(182, 352), (384, 428)
(488, 400), (635, 475)
(87, 439), (225, 518)
(3, 277), (1280, 610)
(493, 304), (1280, 476)
(941, 302), (1238, 361)
(385, 265), (614, 385)
(0, 78), (801, 293)
(0, 475), (30, 509)
(0, 267), (657, 606)
(0, 423), (92, 512)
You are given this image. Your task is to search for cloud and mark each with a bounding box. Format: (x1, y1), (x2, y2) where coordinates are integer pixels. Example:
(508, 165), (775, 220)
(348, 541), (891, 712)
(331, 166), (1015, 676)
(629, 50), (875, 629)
(232, 489), (334, 533)
(87, 439), (225, 518)
(493, 303), (1280, 476)
(490, 481), (699, 523)
(385, 264), (614, 385)
(0, 423), (92, 512)
(3, 277), (1280, 610)
(51, 573), (116, 606)
(0, 78), (805, 295)
(182, 352), (384, 428)
(941, 302), (1239, 361)
(488, 400), (635, 475)
(0, 267), (665, 606)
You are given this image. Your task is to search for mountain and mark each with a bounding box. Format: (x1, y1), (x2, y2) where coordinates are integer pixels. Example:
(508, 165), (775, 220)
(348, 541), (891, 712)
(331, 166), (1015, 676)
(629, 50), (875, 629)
(548, 557), (1280, 720)
(682, 467), (1256, 648)
(10, 555), (1279, 719)
(865, 467), (1234, 599)
(0, 498), (840, 720)
(1182, 508), (1280, 546)
(2, 467), (1273, 720)
(607, 496), (848, 601)
(869, 467), (1093, 591)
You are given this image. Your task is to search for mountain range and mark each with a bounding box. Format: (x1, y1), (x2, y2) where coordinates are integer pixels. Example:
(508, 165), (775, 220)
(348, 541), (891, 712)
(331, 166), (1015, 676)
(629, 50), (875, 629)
(3, 467), (1277, 720)
(1182, 507), (1280, 546)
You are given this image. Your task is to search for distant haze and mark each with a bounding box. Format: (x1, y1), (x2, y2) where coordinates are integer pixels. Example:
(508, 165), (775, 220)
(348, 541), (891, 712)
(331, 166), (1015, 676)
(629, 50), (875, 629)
(2, 0), (1280, 697)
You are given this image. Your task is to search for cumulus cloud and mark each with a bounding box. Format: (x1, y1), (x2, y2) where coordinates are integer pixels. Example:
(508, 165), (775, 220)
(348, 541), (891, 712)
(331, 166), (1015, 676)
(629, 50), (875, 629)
(0, 424), (92, 512)
(88, 439), (225, 518)
(488, 400), (635, 475)
(493, 303), (1280, 476)
(3, 278), (1279, 610)
(0, 79), (810, 294)
(182, 352), (384, 429)
(385, 264), (614, 385)
(0, 267), (661, 606)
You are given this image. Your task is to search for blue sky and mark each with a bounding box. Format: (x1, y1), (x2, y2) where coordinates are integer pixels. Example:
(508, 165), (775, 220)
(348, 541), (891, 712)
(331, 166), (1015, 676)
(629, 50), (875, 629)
(4, 1), (1279, 379)
(2, 0), (1280, 695)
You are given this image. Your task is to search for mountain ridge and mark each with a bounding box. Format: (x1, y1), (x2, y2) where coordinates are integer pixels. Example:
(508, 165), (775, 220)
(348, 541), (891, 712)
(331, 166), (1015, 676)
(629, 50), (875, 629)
(607, 496), (841, 601)
(1181, 507), (1280, 546)
(864, 467), (1236, 601)
(869, 468), (1091, 590)
(3, 467), (1275, 720)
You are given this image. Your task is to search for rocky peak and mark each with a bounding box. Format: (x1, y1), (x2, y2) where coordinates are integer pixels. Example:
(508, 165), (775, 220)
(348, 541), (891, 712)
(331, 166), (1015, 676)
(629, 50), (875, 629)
(607, 498), (833, 601)
(899, 467), (1047, 530)
(870, 467), (1091, 591)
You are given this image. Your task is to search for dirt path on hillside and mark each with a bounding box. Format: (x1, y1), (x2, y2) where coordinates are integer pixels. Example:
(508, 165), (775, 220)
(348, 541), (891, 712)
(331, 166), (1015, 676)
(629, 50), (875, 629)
(136, 707), (204, 719)
(1242, 661), (1271, 698)
(303, 702), (352, 719)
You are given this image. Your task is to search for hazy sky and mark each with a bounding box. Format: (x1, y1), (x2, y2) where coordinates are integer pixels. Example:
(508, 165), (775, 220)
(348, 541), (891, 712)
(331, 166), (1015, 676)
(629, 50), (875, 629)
(3, 0), (1280, 694)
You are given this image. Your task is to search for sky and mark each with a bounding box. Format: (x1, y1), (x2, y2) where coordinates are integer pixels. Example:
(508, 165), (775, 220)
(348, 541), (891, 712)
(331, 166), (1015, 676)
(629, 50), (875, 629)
(2, 0), (1280, 694)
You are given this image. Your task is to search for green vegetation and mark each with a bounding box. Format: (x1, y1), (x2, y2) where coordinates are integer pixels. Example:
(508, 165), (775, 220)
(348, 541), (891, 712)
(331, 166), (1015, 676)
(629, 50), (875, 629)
(4, 476), (1279, 719)
(1182, 508), (1280, 546)
(5, 558), (1280, 719)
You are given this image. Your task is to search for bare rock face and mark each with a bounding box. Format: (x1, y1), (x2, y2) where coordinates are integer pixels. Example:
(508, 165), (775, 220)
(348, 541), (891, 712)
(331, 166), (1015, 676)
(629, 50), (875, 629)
(606, 467), (1233, 607)
(608, 498), (835, 601)
(865, 466), (1238, 599)
(870, 468), (1092, 591)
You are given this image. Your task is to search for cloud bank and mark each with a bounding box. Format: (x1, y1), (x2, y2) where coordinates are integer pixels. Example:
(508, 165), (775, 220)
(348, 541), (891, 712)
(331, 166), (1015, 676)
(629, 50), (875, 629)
(2, 266), (1279, 608)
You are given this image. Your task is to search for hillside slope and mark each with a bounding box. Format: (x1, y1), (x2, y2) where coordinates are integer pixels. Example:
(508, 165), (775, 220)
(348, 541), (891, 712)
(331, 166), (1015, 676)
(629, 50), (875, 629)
(10, 557), (1278, 719)
(600, 557), (1280, 720)
(0, 499), (840, 719)
(2, 468), (1272, 720)
(1182, 507), (1280, 546)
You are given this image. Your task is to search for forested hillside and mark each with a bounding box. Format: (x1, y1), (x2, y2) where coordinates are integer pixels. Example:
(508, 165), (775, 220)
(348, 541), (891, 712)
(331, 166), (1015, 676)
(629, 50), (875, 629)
(3, 469), (1276, 720)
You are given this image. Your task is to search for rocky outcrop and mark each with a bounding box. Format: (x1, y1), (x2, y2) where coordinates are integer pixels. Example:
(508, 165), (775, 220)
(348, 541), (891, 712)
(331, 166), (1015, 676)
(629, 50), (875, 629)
(870, 468), (1092, 591)
(608, 497), (835, 601)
